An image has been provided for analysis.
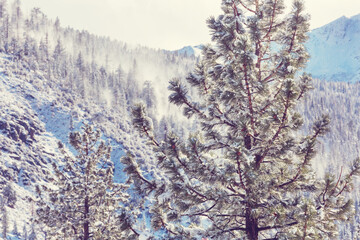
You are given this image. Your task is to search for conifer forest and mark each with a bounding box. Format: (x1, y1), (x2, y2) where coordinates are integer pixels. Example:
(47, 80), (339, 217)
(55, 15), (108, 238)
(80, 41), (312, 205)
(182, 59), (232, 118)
(1, 0), (360, 239)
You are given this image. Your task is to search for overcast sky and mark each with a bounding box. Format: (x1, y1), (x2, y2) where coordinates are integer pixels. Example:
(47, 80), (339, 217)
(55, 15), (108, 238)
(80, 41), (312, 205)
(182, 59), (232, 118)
(21, 0), (360, 50)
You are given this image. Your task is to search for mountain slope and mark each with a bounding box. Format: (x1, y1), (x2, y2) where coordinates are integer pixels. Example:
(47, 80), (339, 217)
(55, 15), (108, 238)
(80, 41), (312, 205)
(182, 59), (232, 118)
(306, 14), (360, 82)
(0, 55), (68, 237)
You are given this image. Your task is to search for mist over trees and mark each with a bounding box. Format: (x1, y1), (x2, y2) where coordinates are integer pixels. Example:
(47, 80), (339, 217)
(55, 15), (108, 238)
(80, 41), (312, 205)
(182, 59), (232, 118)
(0, 0), (196, 126)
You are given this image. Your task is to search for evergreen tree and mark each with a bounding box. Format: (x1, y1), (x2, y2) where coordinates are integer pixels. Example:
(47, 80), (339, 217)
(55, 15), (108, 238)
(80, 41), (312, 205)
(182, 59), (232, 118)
(141, 80), (156, 110)
(0, 0), (9, 51)
(2, 205), (8, 239)
(52, 39), (66, 78)
(76, 51), (84, 72)
(23, 35), (30, 56)
(54, 17), (60, 32)
(0, 0), (6, 19)
(28, 224), (36, 240)
(11, 0), (22, 39)
(75, 51), (86, 98)
(113, 64), (127, 111)
(52, 39), (65, 61)
(36, 124), (139, 240)
(125, 0), (360, 239)
(2, 183), (16, 208)
(125, 60), (140, 106)
(8, 36), (18, 55)
(12, 221), (20, 238)
(23, 224), (28, 240)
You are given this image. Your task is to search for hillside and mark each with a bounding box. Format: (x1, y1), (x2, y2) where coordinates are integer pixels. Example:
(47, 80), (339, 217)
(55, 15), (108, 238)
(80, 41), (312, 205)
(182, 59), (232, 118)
(0, 51), (164, 239)
(0, 1), (195, 238)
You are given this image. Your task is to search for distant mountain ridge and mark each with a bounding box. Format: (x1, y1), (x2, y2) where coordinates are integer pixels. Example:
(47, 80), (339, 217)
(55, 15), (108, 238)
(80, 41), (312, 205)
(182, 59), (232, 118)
(306, 14), (360, 82)
(176, 14), (360, 82)
(173, 45), (203, 58)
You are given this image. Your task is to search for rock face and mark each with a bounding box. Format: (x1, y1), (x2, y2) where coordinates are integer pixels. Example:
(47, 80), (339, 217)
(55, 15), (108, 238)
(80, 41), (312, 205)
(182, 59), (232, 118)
(0, 77), (53, 187)
(0, 119), (39, 143)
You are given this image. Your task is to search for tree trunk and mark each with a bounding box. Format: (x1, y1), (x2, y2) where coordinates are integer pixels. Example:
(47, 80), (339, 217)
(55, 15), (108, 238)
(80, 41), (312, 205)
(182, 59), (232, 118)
(246, 208), (259, 240)
(84, 196), (89, 240)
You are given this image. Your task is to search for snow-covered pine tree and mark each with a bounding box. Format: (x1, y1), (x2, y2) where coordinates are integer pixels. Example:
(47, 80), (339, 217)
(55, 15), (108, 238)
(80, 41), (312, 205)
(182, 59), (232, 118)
(12, 221), (20, 238)
(142, 80), (157, 110)
(2, 183), (17, 208)
(1, 204), (8, 239)
(125, 0), (360, 239)
(23, 224), (28, 240)
(28, 224), (36, 240)
(36, 124), (139, 240)
(2, 182), (16, 208)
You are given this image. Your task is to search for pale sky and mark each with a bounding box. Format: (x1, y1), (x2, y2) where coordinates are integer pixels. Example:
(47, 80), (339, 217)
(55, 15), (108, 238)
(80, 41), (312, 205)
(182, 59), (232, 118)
(21, 0), (360, 50)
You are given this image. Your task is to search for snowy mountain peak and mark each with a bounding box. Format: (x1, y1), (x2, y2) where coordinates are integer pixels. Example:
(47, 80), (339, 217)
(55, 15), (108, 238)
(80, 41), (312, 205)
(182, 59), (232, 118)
(173, 45), (203, 58)
(306, 14), (360, 82)
(312, 14), (360, 38)
(350, 13), (360, 21)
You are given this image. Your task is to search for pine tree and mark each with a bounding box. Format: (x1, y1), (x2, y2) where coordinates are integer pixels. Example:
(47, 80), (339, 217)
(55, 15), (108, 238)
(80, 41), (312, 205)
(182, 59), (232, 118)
(2, 183), (16, 208)
(54, 17), (60, 32)
(125, 59), (141, 106)
(28, 224), (36, 240)
(0, 0), (9, 51)
(125, 0), (360, 239)
(22, 224), (28, 240)
(28, 231), (36, 240)
(52, 39), (65, 61)
(11, 0), (22, 40)
(52, 39), (66, 78)
(36, 124), (139, 240)
(12, 221), (20, 238)
(75, 51), (86, 98)
(2, 205), (8, 239)
(141, 80), (157, 110)
(0, 0), (6, 19)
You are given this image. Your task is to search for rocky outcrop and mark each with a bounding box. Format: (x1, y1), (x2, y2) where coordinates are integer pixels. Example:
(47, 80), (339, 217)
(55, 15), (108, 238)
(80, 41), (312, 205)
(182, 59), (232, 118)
(0, 118), (41, 144)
